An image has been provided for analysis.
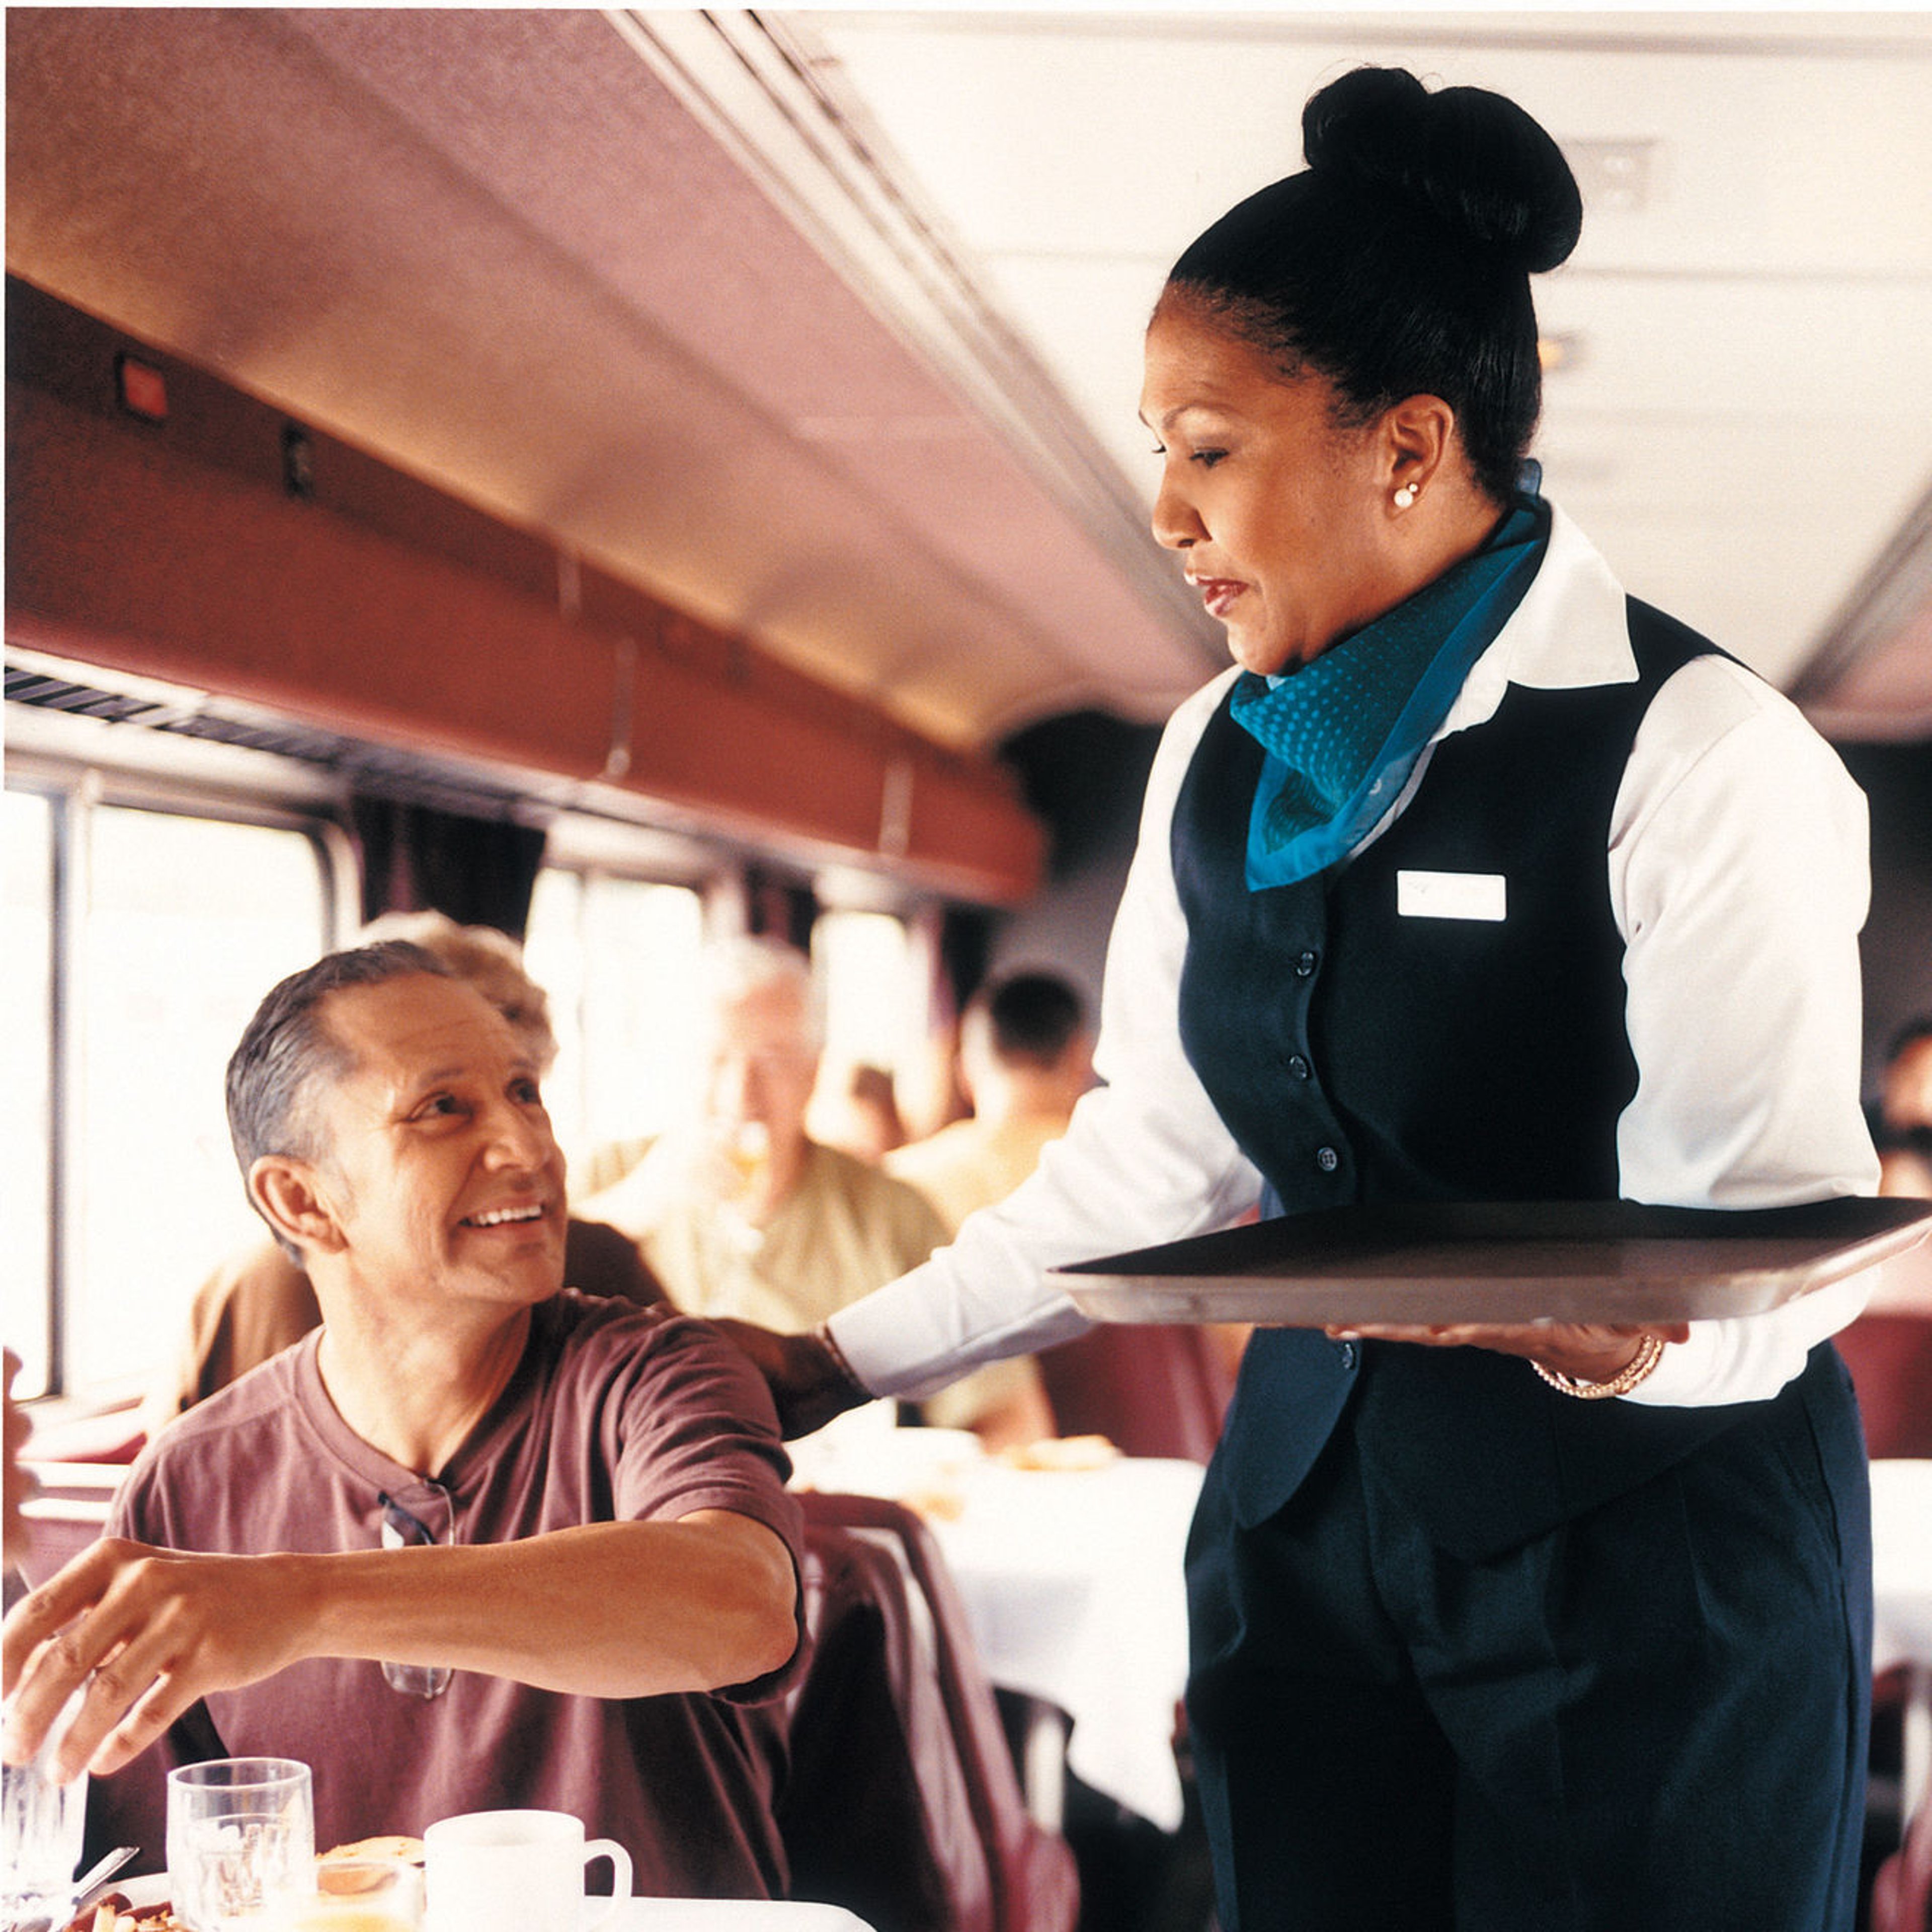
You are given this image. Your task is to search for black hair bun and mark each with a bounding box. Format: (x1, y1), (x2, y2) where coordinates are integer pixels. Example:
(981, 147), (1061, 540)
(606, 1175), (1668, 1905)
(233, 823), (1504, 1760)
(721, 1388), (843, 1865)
(1303, 65), (1582, 274)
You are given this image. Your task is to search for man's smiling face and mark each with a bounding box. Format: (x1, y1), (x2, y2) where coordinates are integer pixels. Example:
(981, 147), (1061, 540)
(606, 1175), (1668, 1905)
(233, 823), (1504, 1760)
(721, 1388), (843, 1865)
(301, 972), (568, 1312)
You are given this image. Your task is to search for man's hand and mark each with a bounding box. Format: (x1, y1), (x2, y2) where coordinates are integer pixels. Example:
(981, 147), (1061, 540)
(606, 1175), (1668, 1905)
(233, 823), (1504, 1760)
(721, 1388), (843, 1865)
(1321, 1320), (1692, 1386)
(2, 1539), (311, 1782)
(706, 1319), (871, 1439)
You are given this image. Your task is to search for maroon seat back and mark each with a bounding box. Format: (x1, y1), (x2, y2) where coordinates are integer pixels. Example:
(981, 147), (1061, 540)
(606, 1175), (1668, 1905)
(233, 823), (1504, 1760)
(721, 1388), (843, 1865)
(1833, 1315), (1932, 1459)
(1035, 1324), (1234, 1465)
(781, 1517), (998, 1932)
(1869, 1784), (1932, 1932)
(797, 1492), (1080, 1932)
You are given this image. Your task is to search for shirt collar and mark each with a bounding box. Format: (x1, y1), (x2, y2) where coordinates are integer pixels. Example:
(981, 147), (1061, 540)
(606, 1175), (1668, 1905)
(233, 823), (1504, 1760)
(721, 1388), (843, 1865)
(1431, 500), (1637, 745)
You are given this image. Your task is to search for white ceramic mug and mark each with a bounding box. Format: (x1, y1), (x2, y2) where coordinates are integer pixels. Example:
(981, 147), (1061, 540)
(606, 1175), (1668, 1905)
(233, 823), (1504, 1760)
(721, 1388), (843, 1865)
(424, 1810), (631, 1932)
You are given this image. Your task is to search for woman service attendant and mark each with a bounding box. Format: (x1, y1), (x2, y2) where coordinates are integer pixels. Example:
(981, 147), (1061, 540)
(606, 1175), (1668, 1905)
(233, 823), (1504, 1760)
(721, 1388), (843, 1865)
(726, 66), (1879, 1931)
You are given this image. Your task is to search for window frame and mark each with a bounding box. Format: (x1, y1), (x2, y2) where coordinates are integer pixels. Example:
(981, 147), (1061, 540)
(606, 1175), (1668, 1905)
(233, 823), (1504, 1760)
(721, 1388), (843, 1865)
(5, 749), (353, 1402)
(524, 852), (719, 1163)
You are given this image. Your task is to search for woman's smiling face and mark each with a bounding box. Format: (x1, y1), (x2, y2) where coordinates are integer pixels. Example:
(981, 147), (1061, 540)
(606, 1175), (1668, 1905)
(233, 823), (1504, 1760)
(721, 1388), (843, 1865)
(1140, 297), (1409, 678)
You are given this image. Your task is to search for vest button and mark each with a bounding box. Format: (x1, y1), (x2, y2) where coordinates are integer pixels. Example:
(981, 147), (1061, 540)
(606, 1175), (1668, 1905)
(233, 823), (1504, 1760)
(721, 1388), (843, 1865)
(1315, 1145), (1340, 1173)
(1287, 1055), (1311, 1080)
(1295, 950), (1319, 977)
(1336, 1340), (1359, 1371)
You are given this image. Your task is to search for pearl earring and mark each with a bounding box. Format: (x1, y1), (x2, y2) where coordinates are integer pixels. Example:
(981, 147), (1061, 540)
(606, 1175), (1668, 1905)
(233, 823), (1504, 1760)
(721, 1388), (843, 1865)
(1393, 481), (1419, 510)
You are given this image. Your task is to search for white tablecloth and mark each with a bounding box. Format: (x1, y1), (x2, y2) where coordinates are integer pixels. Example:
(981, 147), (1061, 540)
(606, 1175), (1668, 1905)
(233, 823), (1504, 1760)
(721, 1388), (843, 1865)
(605, 1904), (876, 1929)
(1872, 1458), (1932, 1826)
(1872, 1459), (1932, 1675)
(791, 1417), (1203, 1830)
(121, 1877), (880, 1932)
(124, 1878), (879, 1931)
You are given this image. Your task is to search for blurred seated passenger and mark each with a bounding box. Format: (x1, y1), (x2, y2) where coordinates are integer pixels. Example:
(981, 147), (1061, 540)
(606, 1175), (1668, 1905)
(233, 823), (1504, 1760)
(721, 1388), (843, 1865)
(887, 971), (1096, 1234)
(1837, 1016), (1932, 1454)
(891, 973), (1245, 1436)
(811, 1061), (909, 1164)
(1875, 1016), (1932, 1199)
(145, 911), (662, 1432)
(2, 943), (803, 1892)
(580, 937), (1045, 1447)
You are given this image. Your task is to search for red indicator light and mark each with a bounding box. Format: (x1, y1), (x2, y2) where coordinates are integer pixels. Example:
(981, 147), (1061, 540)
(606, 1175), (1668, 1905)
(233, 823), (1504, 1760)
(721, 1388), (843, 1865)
(117, 354), (169, 422)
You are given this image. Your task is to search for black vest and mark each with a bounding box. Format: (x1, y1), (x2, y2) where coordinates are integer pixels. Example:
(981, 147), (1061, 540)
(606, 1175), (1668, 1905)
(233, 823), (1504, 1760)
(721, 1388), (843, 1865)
(1174, 599), (1774, 1559)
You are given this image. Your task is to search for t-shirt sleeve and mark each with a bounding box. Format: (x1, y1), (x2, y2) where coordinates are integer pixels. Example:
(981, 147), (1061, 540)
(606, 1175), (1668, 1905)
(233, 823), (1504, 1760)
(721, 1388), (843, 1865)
(599, 1311), (808, 1699)
(105, 1442), (170, 1543)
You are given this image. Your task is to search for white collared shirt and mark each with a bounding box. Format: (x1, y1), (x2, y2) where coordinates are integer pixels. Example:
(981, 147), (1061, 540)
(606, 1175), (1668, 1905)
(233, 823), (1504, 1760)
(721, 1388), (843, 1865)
(831, 508), (1879, 1408)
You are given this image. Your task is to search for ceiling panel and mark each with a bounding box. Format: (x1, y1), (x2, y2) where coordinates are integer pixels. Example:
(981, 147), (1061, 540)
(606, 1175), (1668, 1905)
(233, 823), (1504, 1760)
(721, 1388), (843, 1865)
(808, 9), (1932, 702)
(9, 7), (1931, 750)
(5, 6), (1220, 753)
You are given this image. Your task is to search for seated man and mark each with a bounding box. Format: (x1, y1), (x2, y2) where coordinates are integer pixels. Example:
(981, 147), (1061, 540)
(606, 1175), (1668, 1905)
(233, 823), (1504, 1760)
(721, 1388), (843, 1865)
(144, 911), (663, 1431)
(2, 942), (804, 1897)
(1876, 1015), (1932, 1199)
(886, 970), (1096, 1235)
(580, 936), (1050, 1447)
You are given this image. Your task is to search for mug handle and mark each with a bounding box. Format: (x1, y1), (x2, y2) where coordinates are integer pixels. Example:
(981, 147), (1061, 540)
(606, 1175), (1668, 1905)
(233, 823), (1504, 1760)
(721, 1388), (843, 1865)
(581, 1839), (633, 1930)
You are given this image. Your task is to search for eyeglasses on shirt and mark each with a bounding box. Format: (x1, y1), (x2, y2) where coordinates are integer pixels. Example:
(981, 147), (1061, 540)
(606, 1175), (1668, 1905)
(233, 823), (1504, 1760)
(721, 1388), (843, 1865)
(377, 1483), (456, 1699)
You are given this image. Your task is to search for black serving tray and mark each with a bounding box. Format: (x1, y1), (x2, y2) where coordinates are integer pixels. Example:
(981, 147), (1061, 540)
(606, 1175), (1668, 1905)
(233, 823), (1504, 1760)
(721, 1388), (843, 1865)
(1051, 1196), (1932, 1327)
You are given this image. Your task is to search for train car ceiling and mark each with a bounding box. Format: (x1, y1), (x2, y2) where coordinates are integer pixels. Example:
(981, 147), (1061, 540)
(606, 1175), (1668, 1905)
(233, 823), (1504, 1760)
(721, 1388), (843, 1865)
(8, 8), (1929, 855)
(4, 5), (1218, 771)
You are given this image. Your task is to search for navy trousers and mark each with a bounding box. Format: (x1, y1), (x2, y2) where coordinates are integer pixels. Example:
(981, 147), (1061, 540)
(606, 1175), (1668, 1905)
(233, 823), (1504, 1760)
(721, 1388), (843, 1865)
(1183, 1345), (1872, 1931)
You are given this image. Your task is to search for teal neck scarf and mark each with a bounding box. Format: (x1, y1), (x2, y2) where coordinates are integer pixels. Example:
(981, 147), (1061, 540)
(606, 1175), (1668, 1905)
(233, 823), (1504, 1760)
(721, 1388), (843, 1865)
(1229, 473), (1550, 891)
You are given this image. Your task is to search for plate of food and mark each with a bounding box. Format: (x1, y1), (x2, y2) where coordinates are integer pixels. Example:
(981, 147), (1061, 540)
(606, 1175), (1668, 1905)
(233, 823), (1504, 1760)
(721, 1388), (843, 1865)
(1052, 1195), (1932, 1327)
(57, 1876), (178, 1932)
(995, 1433), (1120, 1472)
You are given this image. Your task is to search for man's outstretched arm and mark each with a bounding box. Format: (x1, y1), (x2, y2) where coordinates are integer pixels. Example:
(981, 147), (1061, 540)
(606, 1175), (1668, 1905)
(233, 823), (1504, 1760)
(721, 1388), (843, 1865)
(1, 1509), (797, 1782)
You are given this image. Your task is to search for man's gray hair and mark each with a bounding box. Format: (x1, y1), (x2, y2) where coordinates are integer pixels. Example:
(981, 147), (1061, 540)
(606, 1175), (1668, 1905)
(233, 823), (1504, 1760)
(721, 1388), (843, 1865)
(701, 935), (826, 1053)
(225, 942), (453, 1250)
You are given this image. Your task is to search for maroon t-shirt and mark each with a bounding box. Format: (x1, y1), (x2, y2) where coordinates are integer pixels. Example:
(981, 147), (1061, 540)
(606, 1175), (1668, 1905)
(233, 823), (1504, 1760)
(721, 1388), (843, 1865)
(95, 1294), (806, 1898)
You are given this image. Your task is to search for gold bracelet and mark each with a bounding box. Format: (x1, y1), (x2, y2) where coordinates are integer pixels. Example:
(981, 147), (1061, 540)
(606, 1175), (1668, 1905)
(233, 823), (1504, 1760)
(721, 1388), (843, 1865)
(1532, 1332), (1667, 1400)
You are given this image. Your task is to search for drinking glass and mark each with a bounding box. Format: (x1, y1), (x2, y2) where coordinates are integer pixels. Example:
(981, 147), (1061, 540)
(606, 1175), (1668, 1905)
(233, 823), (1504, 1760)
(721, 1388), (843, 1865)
(716, 1119), (770, 1198)
(166, 1758), (315, 1932)
(1, 1690), (88, 1929)
(376, 1484), (454, 1700)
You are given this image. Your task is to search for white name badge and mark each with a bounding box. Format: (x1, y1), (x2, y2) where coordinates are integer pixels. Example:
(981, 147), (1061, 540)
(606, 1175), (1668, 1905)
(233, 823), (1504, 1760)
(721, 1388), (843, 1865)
(1397, 869), (1507, 922)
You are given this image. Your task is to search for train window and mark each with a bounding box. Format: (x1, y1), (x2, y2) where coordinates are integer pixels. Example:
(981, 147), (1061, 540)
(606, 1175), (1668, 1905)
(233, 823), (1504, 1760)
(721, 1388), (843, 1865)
(74, 808), (333, 1398)
(813, 908), (919, 1082)
(5, 788), (335, 1401)
(4, 790), (57, 1394)
(524, 869), (706, 1164)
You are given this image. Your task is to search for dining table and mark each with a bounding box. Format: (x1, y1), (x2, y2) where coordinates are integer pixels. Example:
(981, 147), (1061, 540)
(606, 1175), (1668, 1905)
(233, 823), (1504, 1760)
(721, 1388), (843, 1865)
(599, 1905), (877, 1929)
(787, 1411), (1205, 1833)
(1871, 1457), (1932, 1833)
(104, 1876), (883, 1931)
